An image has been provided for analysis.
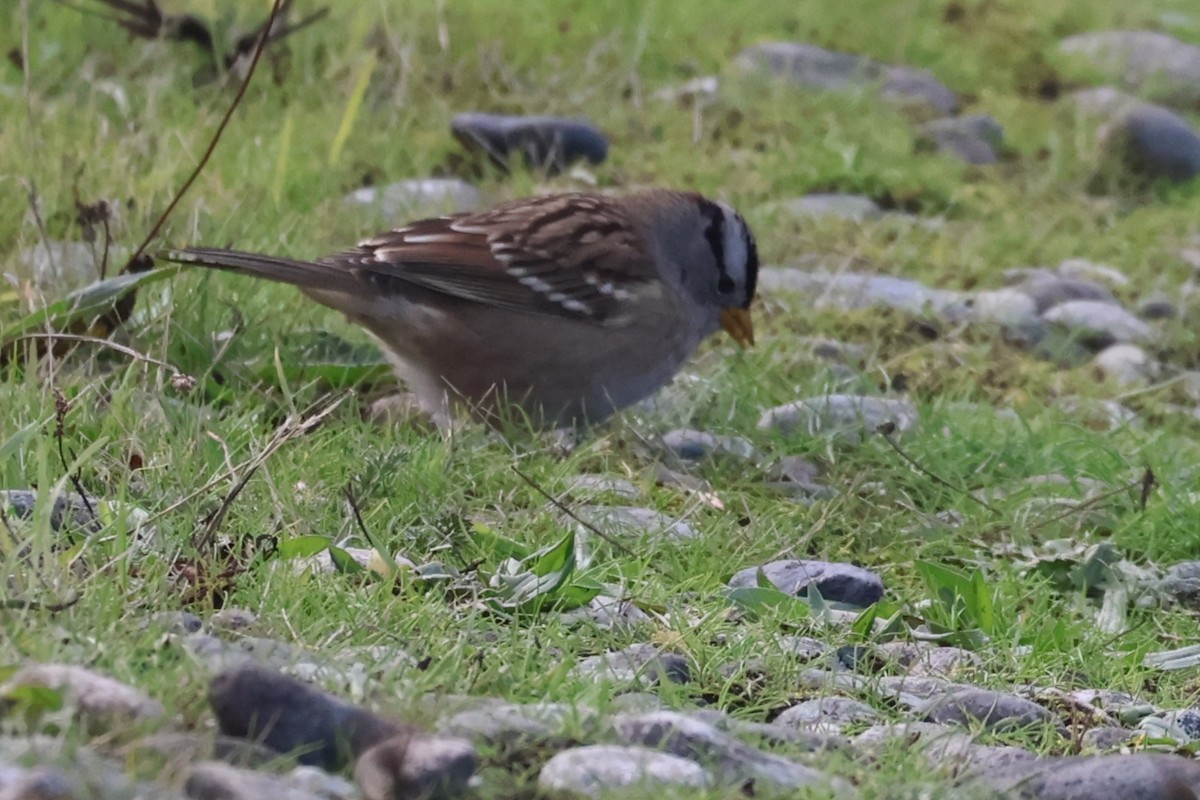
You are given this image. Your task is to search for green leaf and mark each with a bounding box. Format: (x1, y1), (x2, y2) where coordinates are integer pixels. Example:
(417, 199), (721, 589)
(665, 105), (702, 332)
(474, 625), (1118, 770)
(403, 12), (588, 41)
(755, 567), (776, 589)
(489, 530), (579, 611)
(327, 545), (366, 574)
(469, 523), (532, 561)
(1, 266), (183, 341)
(529, 529), (575, 577)
(547, 575), (606, 611)
(277, 535), (332, 559)
(724, 586), (811, 621)
(3, 684), (65, 715)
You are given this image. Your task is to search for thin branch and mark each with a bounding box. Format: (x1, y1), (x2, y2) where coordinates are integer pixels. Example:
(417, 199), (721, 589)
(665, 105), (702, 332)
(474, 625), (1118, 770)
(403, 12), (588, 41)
(0, 592), (83, 612)
(512, 466), (637, 559)
(1026, 473), (1149, 534)
(123, 0), (286, 273)
(53, 387), (96, 521)
(194, 393), (347, 551)
(13, 333), (194, 386)
(877, 424), (1003, 516)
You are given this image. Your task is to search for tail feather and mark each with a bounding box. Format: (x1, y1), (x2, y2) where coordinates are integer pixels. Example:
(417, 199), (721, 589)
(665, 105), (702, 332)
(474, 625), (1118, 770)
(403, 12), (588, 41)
(162, 247), (356, 293)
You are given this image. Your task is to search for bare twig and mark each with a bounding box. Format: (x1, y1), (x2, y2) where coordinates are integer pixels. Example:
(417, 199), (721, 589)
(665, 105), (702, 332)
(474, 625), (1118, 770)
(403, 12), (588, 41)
(194, 393), (347, 551)
(512, 466), (637, 559)
(53, 387), (96, 521)
(23, 181), (57, 278)
(342, 484), (373, 542)
(0, 592), (83, 612)
(877, 423), (1003, 516)
(1026, 473), (1149, 534)
(123, 0), (287, 274)
(1139, 466), (1156, 510)
(14, 333), (195, 388)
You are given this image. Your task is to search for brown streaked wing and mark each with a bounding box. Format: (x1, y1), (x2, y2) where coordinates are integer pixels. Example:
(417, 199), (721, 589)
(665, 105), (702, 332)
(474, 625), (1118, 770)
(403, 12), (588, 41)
(318, 195), (657, 325)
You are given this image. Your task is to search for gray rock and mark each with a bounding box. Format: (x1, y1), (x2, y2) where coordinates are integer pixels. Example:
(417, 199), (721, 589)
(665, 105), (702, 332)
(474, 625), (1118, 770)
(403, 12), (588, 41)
(1093, 344), (1158, 385)
(734, 42), (879, 91)
(208, 665), (410, 771)
(0, 767), (89, 800)
(1138, 295), (1177, 319)
(437, 701), (592, 749)
(611, 711), (850, 794)
(354, 734), (478, 800)
(208, 608), (260, 633)
(1070, 689), (1155, 725)
(1081, 726), (1134, 751)
(967, 288), (1039, 327)
(797, 669), (872, 693)
(285, 766), (358, 800)
(777, 635), (831, 662)
(855, 720), (969, 748)
(855, 721), (1035, 774)
(773, 696), (882, 733)
(1070, 85), (1142, 118)
(1158, 561), (1200, 607)
(183, 762), (327, 800)
(974, 753), (1200, 799)
(570, 505), (697, 540)
(1138, 709), (1200, 743)
(0, 490), (153, 543)
(919, 687), (1060, 734)
(876, 676), (971, 711)
(757, 268), (967, 317)
(728, 559), (884, 607)
(559, 595), (651, 630)
(1057, 258), (1131, 288)
(764, 457), (835, 499)
(1042, 300), (1156, 347)
(1057, 396), (1138, 429)
(1018, 276), (1117, 313)
(538, 745), (711, 797)
(568, 475), (640, 500)
(142, 611), (204, 635)
(757, 394), (918, 444)
(1059, 31), (1200, 108)
(660, 429), (756, 461)
(607, 693), (666, 714)
(916, 115), (1003, 165)
(121, 731), (282, 769)
(450, 113), (608, 173)
(880, 65), (960, 118)
(343, 178), (481, 221)
(0, 664), (164, 734)
(876, 642), (982, 679)
(0, 738), (180, 799)
(1100, 102), (1200, 182)
(733, 42), (956, 118)
(573, 644), (690, 687)
(182, 634), (308, 674)
(923, 741), (1036, 775)
(772, 194), (883, 222)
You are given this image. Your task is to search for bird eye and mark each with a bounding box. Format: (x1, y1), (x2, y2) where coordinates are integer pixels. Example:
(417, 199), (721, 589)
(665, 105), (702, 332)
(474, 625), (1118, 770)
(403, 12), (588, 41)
(718, 275), (735, 294)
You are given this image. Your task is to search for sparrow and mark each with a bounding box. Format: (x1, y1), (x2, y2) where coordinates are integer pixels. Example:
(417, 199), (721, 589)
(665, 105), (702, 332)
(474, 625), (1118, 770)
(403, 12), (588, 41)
(164, 189), (759, 427)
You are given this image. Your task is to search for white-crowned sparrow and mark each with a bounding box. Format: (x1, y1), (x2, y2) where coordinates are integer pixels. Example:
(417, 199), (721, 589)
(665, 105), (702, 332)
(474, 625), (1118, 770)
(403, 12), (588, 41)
(164, 189), (759, 427)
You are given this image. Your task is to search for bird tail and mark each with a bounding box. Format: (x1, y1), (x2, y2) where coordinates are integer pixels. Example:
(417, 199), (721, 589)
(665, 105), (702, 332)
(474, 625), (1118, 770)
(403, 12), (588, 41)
(161, 247), (351, 293)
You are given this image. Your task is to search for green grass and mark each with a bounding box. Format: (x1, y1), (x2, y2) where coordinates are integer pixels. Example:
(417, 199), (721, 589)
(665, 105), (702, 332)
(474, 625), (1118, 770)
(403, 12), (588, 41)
(4, 0), (1200, 796)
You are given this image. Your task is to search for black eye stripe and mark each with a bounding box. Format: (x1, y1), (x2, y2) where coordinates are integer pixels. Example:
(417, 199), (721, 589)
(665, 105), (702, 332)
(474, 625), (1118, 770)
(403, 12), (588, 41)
(696, 199), (731, 291)
(740, 216), (759, 309)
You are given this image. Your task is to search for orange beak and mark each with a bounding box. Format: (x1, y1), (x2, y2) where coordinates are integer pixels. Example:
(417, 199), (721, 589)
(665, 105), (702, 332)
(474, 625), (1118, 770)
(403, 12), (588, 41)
(719, 307), (755, 348)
